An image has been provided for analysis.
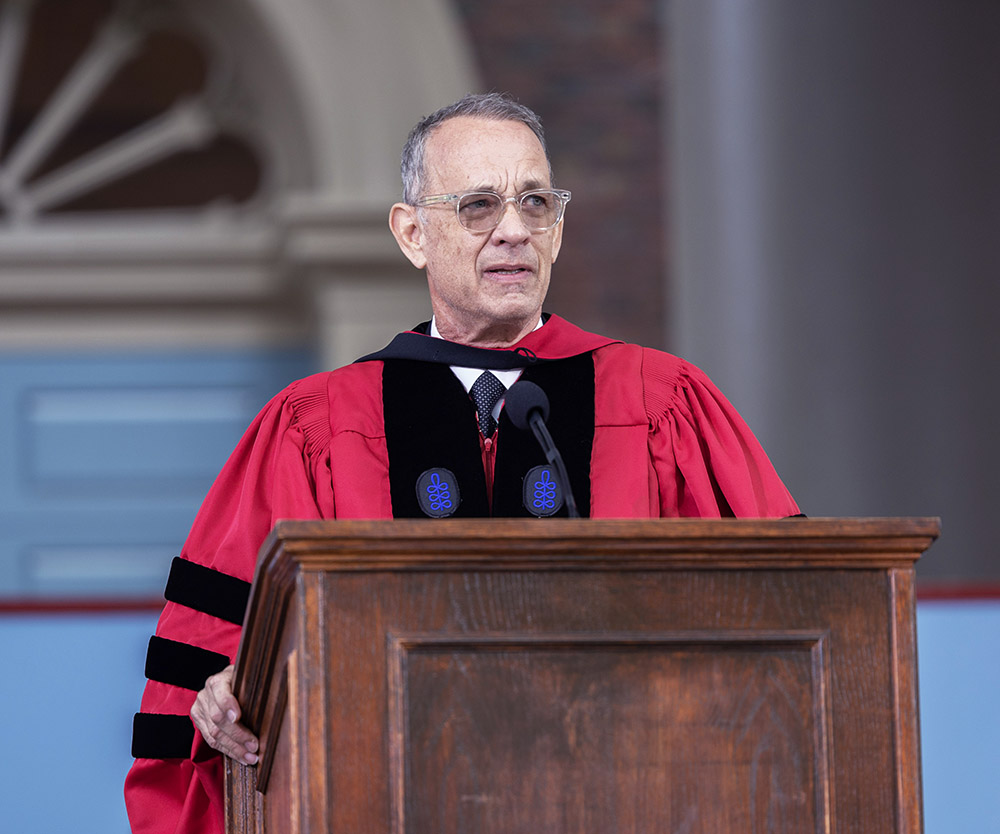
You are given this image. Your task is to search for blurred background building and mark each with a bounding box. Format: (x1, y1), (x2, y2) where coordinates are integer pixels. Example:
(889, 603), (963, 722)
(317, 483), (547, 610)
(0, 0), (997, 831)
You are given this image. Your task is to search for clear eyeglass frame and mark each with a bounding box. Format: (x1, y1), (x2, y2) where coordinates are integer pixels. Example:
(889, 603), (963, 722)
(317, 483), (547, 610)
(414, 188), (572, 232)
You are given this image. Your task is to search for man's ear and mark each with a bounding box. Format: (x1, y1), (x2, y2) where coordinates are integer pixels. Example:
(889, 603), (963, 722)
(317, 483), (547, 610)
(389, 203), (428, 269)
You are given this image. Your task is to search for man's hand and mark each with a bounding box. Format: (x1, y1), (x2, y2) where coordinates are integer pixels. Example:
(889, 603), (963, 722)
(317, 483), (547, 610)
(190, 664), (259, 765)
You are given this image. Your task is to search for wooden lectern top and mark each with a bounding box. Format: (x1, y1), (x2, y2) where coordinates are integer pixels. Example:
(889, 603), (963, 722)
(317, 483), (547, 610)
(251, 516), (938, 568)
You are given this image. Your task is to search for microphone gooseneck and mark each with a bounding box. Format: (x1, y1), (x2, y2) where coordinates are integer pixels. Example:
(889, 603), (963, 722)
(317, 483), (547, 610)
(504, 380), (580, 518)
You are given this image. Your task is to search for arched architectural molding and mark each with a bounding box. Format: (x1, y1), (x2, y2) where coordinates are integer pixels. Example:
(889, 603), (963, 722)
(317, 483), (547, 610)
(242, 0), (481, 366)
(243, 0), (478, 199)
(0, 0), (479, 368)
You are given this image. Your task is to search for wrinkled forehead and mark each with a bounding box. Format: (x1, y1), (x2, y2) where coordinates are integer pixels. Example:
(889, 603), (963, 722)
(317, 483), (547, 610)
(422, 116), (553, 194)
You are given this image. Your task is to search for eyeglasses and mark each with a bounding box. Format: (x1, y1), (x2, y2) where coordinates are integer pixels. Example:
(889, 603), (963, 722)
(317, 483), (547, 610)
(415, 189), (572, 232)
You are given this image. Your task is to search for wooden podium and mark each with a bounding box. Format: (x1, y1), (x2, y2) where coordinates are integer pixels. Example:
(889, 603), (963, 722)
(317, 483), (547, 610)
(225, 517), (938, 834)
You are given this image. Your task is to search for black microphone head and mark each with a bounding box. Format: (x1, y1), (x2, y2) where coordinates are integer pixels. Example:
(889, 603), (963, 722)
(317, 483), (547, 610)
(504, 380), (550, 429)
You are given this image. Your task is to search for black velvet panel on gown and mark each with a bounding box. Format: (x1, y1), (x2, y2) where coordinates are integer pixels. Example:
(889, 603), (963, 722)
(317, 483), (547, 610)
(382, 355), (594, 518)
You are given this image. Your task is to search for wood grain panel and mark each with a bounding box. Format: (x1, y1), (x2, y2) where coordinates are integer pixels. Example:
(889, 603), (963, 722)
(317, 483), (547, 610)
(318, 567), (886, 833)
(391, 633), (831, 834)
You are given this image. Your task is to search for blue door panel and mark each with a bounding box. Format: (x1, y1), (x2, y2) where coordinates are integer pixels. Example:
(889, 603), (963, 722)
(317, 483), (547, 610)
(0, 349), (315, 597)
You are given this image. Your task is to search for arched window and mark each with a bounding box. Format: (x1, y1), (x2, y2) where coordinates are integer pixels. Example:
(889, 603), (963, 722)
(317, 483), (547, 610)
(0, 0), (265, 222)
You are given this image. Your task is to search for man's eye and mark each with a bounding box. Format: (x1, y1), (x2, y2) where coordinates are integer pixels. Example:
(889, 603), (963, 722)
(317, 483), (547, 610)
(460, 197), (498, 213)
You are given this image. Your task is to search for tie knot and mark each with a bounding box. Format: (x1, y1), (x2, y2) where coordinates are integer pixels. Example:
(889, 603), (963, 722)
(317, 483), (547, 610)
(470, 371), (506, 437)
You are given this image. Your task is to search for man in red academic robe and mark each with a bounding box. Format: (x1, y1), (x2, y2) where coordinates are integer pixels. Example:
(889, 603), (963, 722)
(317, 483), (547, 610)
(125, 93), (798, 834)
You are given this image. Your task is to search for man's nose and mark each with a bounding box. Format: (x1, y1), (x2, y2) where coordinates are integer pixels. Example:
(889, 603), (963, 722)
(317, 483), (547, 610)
(491, 198), (530, 242)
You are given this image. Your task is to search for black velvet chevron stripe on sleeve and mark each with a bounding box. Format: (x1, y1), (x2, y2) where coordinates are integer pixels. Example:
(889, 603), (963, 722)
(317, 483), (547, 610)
(131, 712), (195, 759)
(163, 556), (251, 625)
(144, 635), (230, 692)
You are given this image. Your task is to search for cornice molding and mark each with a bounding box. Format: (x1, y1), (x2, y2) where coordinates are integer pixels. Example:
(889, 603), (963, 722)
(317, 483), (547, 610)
(0, 202), (407, 304)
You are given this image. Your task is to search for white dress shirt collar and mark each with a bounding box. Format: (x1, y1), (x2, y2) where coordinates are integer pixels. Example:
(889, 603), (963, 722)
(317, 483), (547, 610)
(429, 317), (540, 417)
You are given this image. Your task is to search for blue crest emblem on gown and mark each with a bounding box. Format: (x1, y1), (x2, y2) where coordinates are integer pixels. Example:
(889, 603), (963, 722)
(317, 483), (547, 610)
(522, 465), (564, 517)
(416, 468), (460, 518)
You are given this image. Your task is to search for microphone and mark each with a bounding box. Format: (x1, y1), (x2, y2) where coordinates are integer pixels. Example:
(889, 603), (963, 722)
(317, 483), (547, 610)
(504, 381), (580, 518)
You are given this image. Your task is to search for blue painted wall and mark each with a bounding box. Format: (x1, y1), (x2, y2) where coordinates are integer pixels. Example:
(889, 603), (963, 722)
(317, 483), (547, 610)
(917, 601), (1000, 832)
(0, 347), (313, 832)
(0, 602), (996, 833)
(0, 350), (314, 598)
(0, 611), (157, 834)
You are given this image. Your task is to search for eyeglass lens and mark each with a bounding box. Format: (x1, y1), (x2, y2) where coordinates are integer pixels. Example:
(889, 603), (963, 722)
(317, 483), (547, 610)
(457, 192), (563, 231)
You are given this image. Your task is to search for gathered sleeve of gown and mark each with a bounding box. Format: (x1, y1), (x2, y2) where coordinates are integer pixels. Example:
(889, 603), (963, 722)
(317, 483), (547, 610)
(124, 373), (335, 834)
(643, 350), (799, 518)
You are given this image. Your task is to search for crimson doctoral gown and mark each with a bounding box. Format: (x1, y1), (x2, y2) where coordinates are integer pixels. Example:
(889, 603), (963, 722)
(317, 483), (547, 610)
(124, 315), (798, 834)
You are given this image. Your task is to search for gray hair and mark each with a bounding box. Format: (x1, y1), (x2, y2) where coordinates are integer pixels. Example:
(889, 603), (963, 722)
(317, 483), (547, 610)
(400, 92), (552, 205)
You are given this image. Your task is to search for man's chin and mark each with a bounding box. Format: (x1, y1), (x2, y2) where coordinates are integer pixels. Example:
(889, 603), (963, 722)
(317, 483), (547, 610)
(457, 303), (543, 346)
(484, 296), (543, 324)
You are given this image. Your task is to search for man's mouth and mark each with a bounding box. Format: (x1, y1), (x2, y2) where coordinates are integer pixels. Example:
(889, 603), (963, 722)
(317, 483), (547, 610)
(486, 266), (531, 276)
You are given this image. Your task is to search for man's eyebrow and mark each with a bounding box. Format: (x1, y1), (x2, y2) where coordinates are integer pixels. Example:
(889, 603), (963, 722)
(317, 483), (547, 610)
(468, 179), (548, 195)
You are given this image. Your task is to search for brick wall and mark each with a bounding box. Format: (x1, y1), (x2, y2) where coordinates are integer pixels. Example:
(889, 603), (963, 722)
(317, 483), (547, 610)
(453, 0), (668, 348)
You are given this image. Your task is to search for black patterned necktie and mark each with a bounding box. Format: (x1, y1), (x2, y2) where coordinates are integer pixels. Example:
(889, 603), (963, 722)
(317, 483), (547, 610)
(470, 370), (506, 437)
